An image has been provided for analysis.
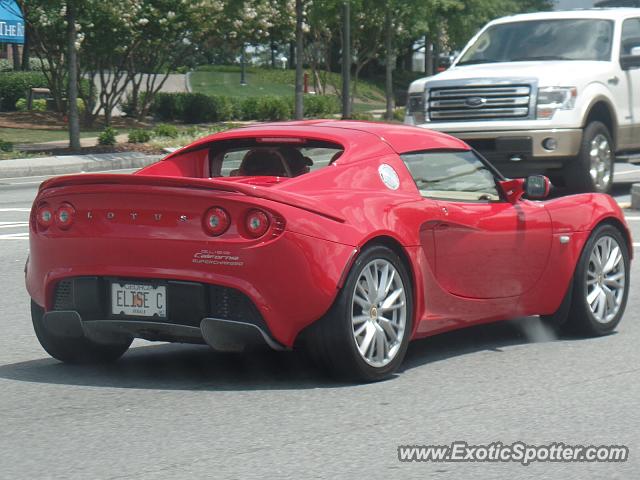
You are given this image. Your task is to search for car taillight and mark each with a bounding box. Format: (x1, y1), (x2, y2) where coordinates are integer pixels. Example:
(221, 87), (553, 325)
(203, 207), (230, 236)
(36, 204), (54, 229)
(245, 209), (270, 238)
(55, 203), (75, 229)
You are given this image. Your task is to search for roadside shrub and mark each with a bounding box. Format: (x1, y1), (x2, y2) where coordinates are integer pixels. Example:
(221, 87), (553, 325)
(128, 129), (152, 144)
(350, 112), (375, 121)
(153, 123), (180, 138)
(98, 127), (118, 146)
(0, 139), (13, 152)
(0, 71), (48, 112)
(239, 96), (260, 120)
(152, 92), (185, 121)
(304, 95), (340, 118)
(254, 96), (291, 121)
(393, 107), (406, 122)
(15, 98), (27, 111)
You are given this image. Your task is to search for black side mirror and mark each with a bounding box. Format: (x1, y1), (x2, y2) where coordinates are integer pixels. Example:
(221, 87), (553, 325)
(621, 43), (640, 70)
(524, 175), (550, 199)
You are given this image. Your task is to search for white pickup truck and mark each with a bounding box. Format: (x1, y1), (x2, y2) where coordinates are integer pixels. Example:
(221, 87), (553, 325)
(405, 8), (640, 193)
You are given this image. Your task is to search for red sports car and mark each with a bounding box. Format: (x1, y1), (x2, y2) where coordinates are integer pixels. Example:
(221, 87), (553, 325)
(26, 121), (632, 381)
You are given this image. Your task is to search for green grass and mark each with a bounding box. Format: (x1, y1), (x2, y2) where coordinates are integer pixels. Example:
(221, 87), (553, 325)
(0, 128), (102, 144)
(191, 65), (387, 111)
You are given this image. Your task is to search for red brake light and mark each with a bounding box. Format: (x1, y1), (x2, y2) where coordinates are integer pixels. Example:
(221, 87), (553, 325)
(203, 207), (230, 236)
(36, 204), (54, 229)
(245, 209), (270, 238)
(55, 203), (75, 229)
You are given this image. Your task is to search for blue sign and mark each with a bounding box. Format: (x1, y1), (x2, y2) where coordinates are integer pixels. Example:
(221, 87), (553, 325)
(0, 0), (24, 44)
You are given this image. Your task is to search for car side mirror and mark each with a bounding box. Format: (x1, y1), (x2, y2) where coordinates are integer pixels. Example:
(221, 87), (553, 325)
(621, 45), (640, 70)
(524, 175), (550, 199)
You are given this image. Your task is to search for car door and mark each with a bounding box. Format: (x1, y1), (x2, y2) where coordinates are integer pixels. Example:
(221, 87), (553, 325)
(621, 17), (640, 148)
(401, 150), (552, 299)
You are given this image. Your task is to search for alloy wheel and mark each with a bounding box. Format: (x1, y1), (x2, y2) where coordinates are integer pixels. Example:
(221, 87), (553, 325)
(586, 235), (626, 324)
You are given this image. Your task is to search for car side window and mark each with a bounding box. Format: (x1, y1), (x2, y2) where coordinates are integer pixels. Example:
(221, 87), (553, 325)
(621, 18), (640, 55)
(401, 150), (501, 202)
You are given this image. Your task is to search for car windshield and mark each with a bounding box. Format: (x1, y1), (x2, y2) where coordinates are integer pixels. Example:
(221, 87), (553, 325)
(457, 19), (614, 65)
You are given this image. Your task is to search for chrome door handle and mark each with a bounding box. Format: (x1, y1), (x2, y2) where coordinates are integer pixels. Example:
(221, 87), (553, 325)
(608, 76), (619, 85)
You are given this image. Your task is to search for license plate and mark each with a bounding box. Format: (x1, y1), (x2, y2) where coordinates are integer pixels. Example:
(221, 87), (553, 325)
(111, 282), (167, 318)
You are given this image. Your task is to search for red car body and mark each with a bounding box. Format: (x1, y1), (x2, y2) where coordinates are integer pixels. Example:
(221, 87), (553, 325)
(26, 121), (632, 355)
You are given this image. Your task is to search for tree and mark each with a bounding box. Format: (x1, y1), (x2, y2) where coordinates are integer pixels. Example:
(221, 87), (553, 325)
(66, 1), (80, 149)
(294, 0), (304, 119)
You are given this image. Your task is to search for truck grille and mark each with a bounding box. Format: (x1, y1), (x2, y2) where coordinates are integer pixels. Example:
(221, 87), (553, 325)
(428, 85), (531, 121)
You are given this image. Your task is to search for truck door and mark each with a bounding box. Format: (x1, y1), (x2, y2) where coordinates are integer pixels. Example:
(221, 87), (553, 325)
(621, 18), (640, 149)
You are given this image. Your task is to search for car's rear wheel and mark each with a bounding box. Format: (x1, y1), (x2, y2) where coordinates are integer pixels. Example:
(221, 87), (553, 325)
(31, 301), (132, 363)
(551, 225), (630, 336)
(306, 245), (413, 382)
(564, 121), (614, 193)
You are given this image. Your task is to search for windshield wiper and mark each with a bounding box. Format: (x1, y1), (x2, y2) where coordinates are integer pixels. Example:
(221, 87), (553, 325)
(509, 55), (571, 61)
(456, 59), (502, 66)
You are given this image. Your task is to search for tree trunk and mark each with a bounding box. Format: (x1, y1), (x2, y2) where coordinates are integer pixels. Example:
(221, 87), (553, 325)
(289, 41), (295, 69)
(341, 1), (351, 119)
(425, 34), (434, 76)
(66, 2), (81, 150)
(384, 9), (394, 121)
(271, 40), (276, 69)
(294, 0), (304, 119)
(21, 29), (30, 71)
(12, 45), (21, 71)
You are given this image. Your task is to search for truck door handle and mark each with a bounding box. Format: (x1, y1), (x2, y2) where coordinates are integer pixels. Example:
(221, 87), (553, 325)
(608, 76), (619, 85)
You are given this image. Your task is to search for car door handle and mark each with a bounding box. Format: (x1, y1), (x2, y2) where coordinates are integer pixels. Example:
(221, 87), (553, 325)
(608, 76), (619, 85)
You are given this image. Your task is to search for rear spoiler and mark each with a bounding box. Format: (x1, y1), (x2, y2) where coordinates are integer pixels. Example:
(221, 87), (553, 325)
(39, 174), (345, 223)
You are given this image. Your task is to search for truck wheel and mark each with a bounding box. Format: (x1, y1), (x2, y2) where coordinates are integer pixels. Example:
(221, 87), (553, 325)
(31, 301), (132, 364)
(564, 121), (614, 193)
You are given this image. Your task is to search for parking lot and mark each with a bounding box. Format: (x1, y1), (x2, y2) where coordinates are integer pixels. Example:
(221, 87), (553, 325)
(0, 165), (639, 479)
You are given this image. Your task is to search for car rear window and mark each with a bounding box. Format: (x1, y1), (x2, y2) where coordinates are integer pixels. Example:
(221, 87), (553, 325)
(209, 140), (343, 178)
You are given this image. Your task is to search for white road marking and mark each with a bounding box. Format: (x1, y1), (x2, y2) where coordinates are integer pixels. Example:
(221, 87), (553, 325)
(625, 216), (640, 221)
(0, 223), (29, 229)
(615, 169), (640, 176)
(0, 233), (28, 240)
(634, 243), (640, 248)
(0, 208), (30, 212)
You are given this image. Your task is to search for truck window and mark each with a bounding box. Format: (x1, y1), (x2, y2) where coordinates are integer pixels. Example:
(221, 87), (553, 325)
(621, 18), (640, 55)
(458, 19), (614, 65)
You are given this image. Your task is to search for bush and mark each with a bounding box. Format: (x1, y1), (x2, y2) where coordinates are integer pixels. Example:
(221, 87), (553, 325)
(128, 129), (152, 144)
(304, 95), (340, 118)
(15, 98), (27, 112)
(153, 123), (180, 138)
(254, 96), (291, 121)
(350, 112), (375, 121)
(0, 72), (48, 112)
(0, 139), (13, 152)
(393, 107), (406, 122)
(98, 127), (118, 146)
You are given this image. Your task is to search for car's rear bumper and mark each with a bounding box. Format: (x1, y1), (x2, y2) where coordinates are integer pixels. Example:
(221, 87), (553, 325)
(26, 230), (357, 347)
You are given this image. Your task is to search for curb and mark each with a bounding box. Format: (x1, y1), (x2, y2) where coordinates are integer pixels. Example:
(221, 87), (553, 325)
(0, 152), (162, 179)
(632, 183), (640, 210)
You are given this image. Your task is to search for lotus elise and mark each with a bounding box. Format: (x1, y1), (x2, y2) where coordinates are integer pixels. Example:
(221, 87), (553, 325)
(26, 121), (632, 381)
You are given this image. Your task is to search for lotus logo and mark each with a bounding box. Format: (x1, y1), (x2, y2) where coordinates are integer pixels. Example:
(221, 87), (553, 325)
(465, 96), (487, 108)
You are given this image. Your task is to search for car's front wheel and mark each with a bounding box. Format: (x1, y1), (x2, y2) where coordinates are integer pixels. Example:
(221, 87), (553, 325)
(31, 301), (132, 363)
(306, 245), (413, 382)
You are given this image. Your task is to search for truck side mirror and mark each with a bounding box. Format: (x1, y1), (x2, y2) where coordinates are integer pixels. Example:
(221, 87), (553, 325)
(524, 175), (550, 199)
(621, 44), (640, 70)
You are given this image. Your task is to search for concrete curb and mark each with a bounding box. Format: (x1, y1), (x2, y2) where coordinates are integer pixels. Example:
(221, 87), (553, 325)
(632, 183), (640, 210)
(0, 152), (162, 179)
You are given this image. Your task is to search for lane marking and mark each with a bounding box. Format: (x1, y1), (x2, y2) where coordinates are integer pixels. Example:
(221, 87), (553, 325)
(634, 243), (640, 248)
(0, 233), (28, 239)
(625, 216), (640, 221)
(0, 208), (30, 212)
(0, 223), (29, 229)
(615, 169), (640, 176)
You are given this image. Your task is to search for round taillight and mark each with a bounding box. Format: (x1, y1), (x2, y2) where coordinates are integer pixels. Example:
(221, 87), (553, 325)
(36, 204), (54, 229)
(55, 203), (75, 229)
(245, 209), (270, 238)
(203, 207), (230, 236)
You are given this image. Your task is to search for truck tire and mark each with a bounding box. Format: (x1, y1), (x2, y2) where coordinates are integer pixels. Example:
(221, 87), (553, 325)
(564, 121), (614, 193)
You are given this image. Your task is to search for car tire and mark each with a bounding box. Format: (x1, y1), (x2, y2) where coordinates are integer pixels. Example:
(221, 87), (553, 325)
(305, 245), (413, 382)
(558, 225), (630, 336)
(31, 301), (132, 363)
(564, 121), (614, 193)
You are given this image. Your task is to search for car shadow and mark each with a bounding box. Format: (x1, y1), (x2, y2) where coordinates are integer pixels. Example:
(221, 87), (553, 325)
(0, 316), (595, 391)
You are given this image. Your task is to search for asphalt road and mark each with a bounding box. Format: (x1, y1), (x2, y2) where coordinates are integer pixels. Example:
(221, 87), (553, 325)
(1, 165), (640, 479)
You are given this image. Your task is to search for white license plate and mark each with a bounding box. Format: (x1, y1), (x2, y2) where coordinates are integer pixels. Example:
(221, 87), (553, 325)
(111, 282), (167, 318)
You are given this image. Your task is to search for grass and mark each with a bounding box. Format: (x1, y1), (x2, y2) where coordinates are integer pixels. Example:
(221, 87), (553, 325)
(0, 127), (102, 144)
(191, 65), (387, 111)
(147, 123), (237, 150)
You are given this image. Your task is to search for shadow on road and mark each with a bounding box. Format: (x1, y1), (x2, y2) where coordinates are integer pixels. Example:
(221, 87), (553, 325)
(0, 316), (594, 391)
